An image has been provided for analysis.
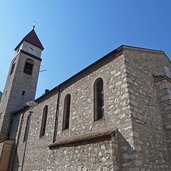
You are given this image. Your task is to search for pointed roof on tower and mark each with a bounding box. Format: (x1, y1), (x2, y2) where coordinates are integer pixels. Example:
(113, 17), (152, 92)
(15, 28), (44, 50)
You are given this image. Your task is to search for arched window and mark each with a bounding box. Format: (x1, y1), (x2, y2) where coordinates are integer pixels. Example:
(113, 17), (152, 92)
(23, 114), (31, 142)
(62, 94), (71, 130)
(94, 78), (104, 121)
(23, 58), (34, 75)
(40, 105), (48, 137)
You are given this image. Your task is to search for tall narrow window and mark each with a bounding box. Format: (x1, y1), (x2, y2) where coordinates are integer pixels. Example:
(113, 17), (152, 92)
(62, 94), (71, 130)
(10, 62), (16, 75)
(23, 114), (31, 142)
(94, 78), (104, 121)
(40, 105), (48, 137)
(23, 59), (34, 75)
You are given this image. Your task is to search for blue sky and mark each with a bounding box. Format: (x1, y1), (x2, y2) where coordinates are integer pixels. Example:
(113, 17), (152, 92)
(0, 0), (171, 98)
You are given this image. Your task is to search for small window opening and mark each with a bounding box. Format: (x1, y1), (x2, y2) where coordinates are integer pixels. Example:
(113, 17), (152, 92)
(10, 62), (16, 75)
(62, 94), (71, 130)
(22, 91), (25, 96)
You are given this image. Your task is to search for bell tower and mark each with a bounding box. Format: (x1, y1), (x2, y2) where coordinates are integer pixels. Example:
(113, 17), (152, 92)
(0, 28), (44, 141)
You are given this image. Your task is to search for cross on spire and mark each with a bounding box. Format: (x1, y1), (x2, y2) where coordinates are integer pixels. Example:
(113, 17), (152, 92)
(33, 20), (37, 29)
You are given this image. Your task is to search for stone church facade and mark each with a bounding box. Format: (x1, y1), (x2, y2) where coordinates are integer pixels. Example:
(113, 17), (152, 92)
(0, 29), (171, 171)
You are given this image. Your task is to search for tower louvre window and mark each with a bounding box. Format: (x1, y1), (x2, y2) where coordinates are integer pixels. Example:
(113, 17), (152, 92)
(94, 78), (104, 121)
(40, 105), (48, 137)
(62, 94), (71, 130)
(23, 59), (34, 75)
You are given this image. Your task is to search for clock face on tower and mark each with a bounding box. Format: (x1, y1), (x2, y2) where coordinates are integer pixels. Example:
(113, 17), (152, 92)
(29, 45), (34, 51)
(28, 44), (37, 56)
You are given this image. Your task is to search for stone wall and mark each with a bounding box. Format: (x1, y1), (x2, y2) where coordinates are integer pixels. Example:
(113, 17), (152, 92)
(11, 92), (57, 171)
(57, 54), (130, 137)
(154, 77), (171, 165)
(124, 48), (171, 170)
(55, 54), (134, 170)
(26, 139), (114, 171)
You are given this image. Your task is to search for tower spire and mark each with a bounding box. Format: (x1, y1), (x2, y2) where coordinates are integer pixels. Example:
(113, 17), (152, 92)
(14, 28), (44, 51)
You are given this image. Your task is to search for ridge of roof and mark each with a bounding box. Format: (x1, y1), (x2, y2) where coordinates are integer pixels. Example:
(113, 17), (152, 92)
(14, 29), (44, 50)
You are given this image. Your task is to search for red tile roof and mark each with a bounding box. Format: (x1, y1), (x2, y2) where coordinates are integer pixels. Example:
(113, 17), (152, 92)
(14, 29), (44, 50)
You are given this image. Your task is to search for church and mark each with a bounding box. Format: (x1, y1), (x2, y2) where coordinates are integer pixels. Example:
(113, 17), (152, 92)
(0, 29), (171, 171)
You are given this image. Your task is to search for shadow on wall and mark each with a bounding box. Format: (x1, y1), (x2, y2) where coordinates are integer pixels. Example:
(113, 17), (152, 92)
(49, 129), (136, 170)
(115, 131), (136, 169)
(9, 142), (20, 171)
(0, 140), (17, 171)
(8, 113), (24, 171)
